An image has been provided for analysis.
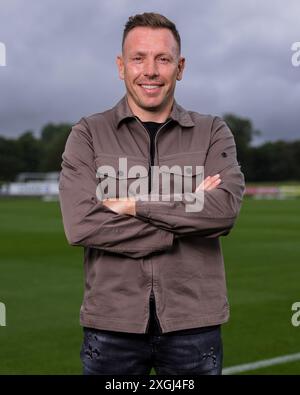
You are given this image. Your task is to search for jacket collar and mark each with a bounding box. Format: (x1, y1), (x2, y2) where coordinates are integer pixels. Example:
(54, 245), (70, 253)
(114, 95), (195, 128)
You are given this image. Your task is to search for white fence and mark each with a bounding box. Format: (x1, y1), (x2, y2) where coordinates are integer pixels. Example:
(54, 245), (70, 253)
(0, 181), (59, 197)
(0, 172), (60, 198)
(245, 185), (300, 199)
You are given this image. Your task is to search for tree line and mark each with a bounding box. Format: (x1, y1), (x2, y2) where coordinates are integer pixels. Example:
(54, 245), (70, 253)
(0, 114), (299, 183)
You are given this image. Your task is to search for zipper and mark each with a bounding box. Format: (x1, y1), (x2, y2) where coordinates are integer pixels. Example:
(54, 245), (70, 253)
(134, 117), (171, 334)
(134, 117), (172, 193)
(151, 292), (162, 333)
(145, 290), (162, 334)
(153, 118), (172, 168)
(134, 118), (152, 193)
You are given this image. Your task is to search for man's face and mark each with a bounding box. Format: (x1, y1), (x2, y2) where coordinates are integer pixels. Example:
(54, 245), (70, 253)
(117, 27), (185, 116)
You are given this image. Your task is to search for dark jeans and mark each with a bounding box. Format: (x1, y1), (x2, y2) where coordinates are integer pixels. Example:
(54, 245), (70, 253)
(80, 326), (223, 375)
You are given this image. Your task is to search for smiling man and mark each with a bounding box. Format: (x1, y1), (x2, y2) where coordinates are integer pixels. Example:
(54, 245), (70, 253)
(59, 12), (245, 375)
(117, 24), (184, 121)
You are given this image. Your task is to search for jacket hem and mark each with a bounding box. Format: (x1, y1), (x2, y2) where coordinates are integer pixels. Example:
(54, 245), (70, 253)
(80, 308), (229, 334)
(159, 309), (230, 333)
(80, 312), (148, 334)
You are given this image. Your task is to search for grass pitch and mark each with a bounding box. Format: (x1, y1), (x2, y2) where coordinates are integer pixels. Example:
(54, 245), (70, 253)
(0, 197), (299, 374)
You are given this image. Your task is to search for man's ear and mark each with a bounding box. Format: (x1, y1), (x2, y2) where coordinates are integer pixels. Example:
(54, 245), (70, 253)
(116, 55), (125, 80)
(176, 56), (185, 81)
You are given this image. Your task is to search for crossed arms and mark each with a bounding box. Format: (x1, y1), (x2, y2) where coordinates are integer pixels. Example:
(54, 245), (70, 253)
(58, 117), (245, 258)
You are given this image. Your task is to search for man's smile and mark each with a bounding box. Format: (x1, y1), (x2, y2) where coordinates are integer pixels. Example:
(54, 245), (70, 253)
(138, 83), (164, 94)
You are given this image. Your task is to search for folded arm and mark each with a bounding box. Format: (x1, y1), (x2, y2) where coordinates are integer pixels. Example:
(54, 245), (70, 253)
(133, 117), (245, 238)
(59, 119), (174, 258)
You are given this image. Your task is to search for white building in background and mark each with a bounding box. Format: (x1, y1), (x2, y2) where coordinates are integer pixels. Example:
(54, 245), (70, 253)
(0, 42), (6, 66)
(0, 302), (6, 326)
(0, 172), (60, 199)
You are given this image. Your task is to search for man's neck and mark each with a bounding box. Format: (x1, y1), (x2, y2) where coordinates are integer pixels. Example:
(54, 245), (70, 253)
(126, 95), (173, 123)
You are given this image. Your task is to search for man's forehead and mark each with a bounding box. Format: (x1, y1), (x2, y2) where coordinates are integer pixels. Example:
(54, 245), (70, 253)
(123, 27), (178, 54)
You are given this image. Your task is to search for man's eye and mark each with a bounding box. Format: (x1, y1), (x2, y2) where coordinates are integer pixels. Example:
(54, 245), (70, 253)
(133, 57), (142, 62)
(158, 57), (169, 63)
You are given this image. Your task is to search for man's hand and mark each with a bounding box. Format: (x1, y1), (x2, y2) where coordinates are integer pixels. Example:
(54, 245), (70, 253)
(195, 174), (221, 192)
(102, 196), (136, 216)
(102, 174), (221, 215)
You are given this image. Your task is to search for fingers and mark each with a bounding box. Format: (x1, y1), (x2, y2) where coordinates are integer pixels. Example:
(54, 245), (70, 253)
(195, 174), (221, 192)
(205, 174), (221, 191)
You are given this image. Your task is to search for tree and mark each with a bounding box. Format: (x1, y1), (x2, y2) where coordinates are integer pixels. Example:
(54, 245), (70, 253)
(39, 123), (71, 171)
(17, 131), (42, 172)
(0, 136), (23, 182)
(249, 141), (299, 181)
(223, 114), (261, 180)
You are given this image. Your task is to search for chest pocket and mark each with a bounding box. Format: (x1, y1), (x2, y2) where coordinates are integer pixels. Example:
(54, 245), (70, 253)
(94, 154), (149, 200)
(156, 151), (207, 196)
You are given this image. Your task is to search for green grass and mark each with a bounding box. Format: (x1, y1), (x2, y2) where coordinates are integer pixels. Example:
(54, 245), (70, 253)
(222, 198), (300, 374)
(0, 198), (83, 374)
(0, 197), (300, 374)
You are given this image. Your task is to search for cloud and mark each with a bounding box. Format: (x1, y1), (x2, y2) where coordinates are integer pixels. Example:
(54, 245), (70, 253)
(0, 0), (299, 143)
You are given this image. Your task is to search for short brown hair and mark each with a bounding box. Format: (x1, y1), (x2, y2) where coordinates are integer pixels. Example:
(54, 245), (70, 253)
(122, 12), (181, 53)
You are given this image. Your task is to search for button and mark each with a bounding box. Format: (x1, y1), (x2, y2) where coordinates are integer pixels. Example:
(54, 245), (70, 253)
(221, 152), (227, 158)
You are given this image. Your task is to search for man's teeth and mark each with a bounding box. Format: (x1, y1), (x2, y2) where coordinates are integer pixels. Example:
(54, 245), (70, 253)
(141, 85), (161, 89)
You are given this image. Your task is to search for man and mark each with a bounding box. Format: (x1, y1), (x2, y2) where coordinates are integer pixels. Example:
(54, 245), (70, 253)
(59, 12), (245, 375)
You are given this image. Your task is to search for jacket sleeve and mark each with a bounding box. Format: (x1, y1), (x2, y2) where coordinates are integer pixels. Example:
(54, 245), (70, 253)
(134, 117), (245, 238)
(58, 119), (174, 258)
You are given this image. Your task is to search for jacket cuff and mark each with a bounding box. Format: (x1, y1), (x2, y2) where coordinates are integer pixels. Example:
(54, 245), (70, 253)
(135, 194), (198, 220)
(135, 199), (174, 248)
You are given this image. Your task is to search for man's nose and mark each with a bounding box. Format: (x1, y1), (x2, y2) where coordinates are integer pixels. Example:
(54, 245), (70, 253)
(143, 59), (159, 77)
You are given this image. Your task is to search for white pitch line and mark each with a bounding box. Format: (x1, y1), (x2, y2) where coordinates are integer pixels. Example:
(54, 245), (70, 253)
(223, 352), (300, 375)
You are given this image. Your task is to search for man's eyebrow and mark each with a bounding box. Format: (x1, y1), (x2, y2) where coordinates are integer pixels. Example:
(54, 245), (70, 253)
(129, 51), (174, 58)
(156, 52), (173, 57)
(129, 51), (147, 56)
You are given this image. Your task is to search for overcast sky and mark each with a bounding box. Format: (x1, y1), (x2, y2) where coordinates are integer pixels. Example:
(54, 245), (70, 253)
(0, 0), (299, 145)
